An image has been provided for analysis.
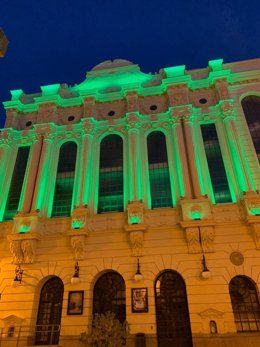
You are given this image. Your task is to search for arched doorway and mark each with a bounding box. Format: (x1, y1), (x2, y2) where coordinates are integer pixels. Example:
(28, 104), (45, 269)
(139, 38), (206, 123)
(93, 271), (126, 323)
(35, 277), (64, 345)
(155, 270), (193, 347)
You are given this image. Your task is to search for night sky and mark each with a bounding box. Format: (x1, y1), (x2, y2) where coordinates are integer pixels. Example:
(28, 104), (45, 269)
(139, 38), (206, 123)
(1, 0), (260, 127)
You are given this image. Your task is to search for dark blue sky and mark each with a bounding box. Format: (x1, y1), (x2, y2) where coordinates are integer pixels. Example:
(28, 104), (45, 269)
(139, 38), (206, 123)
(1, 0), (260, 127)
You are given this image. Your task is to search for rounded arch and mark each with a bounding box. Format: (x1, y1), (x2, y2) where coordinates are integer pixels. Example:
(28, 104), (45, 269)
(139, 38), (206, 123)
(93, 271), (126, 324)
(229, 275), (260, 332)
(240, 95), (260, 162)
(98, 131), (125, 144)
(35, 276), (64, 345)
(154, 269), (193, 347)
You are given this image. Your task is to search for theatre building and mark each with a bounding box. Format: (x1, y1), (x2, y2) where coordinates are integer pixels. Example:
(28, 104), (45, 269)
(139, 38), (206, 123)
(0, 58), (260, 347)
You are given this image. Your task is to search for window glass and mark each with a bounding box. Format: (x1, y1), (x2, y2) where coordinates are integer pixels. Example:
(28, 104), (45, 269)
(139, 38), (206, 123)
(52, 142), (77, 217)
(241, 96), (260, 162)
(147, 132), (172, 208)
(98, 135), (123, 213)
(3, 146), (30, 220)
(201, 124), (232, 203)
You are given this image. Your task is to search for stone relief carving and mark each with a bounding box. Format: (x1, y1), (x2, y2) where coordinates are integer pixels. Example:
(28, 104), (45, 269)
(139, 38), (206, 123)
(198, 308), (224, 319)
(9, 238), (37, 264)
(200, 227), (215, 253)
(70, 235), (85, 260)
(251, 223), (260, 249)
(185, 227), (201, 253)
(127, 201), (144, 224)
(220, 100), (234, 118)
(21, 239), (36, 264)
(9, 240), (23, 264)
(129, 231), (144, 257)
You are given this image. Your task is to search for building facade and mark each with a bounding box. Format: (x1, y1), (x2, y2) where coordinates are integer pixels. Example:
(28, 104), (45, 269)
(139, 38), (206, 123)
(0, 58), (260, 347)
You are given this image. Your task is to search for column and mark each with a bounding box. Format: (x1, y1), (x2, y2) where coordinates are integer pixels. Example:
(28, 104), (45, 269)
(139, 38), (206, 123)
(81, 121), (95, 208)
(126, 113), (142, 202)
(168, 109), (192, 199)
(31, 130), (55, 216)
(182, 113), (202, 198)
(0, 130), (16, 220)
(20, 135), (43, 213)
(221, 101), (253, 192)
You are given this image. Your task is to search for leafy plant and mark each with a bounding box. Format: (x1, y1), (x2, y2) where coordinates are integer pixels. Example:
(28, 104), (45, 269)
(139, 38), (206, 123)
(81, 311), (127, 347)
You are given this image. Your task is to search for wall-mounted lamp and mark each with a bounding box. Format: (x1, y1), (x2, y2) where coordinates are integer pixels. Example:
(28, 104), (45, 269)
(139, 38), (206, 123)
(71, 261), (80, 284)
(201, 254), (211, 279)
(12, 265), (23, 287)
(134, 258), (143, 282)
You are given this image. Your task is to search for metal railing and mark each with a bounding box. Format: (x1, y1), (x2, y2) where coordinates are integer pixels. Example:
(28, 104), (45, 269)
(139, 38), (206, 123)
(0, 324), (60, 347)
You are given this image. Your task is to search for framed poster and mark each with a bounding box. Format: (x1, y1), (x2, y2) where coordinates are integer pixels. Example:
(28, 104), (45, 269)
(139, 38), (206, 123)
(67, 291), (84, 315)
(132, 288), (148, 313)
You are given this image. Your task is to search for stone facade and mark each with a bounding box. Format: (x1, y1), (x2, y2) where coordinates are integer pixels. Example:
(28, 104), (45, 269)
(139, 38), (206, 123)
(0, 58), (260, 347)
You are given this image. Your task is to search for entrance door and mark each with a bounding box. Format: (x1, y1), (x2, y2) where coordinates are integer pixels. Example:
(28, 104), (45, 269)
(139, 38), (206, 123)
(35, 277), (64, 345)
(155, 270), (193, 347)
(93, 271), (126, 324)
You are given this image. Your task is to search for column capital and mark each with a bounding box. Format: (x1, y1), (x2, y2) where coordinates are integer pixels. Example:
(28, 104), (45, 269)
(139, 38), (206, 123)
(219, 99), (235, 120)
(0, 128), (15, 146)
(81, 118), (96, 136)
(125, 112), (142, 131)
(169, 105), (193, 124)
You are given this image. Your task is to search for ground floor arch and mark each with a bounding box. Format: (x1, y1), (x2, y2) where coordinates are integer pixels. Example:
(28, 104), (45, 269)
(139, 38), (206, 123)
(155, 270), (193, 347)
(35, 276), (64, 345)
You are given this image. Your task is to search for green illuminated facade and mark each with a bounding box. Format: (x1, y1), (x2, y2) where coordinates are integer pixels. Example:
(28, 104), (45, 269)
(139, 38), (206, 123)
(0, 58), (260, 347)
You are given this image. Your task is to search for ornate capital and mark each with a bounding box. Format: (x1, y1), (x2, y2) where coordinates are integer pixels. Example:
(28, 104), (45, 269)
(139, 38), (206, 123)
(0, 129), (14, 146)
(220, 100), (235, 119)
(169, 106), (192, 124)
(82, 118), (95, 135)
(68, 208), (89, 260)
(125, 112), (141, 131)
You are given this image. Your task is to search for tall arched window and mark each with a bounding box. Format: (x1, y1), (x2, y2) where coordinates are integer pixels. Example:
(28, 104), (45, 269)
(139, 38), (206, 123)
(147, 132), (172, 208)
(35, 277), (64, 345)
(155, 270), (193, 347)
(3, 146), (30, 220)
(201, 124), (232, 203)
(241, 96), (260, 162)
(93, 271), (126, 324)
(52, 142), (77, 217)
(229, 275), (260, 332)
(98, 135), (123, 213)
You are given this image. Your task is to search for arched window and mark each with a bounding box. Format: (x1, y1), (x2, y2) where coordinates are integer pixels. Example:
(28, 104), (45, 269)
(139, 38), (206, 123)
(52, 142), (77, 217)
(229, 275), (260, 332)
(93, 271), (126, 324)
(147, 132), (172, 208)
(98, 135), (123, 213)
(241, 96), (260, 162)
(35, 277), (64, 345)
(201, 124), (232, 203)
(155, 270), (193, 347)
(3, 146), (30, 220)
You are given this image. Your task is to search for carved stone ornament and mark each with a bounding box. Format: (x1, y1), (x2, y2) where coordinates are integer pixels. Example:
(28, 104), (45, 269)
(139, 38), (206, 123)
(127, 201), (144, 224)
(214, 79), (230, 100)
(198, 308), (224, 319)
(70, 235), (85, 260)
(220, 100), (234, 118)
(200, 226), (215, 253)
(125, 223), (147, 257)
(8, 233), (39, 264)
(185, 227), (201, 254)
(250, 223), (260, 250)
(129, 231), (144, 257)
